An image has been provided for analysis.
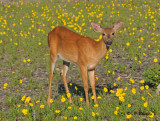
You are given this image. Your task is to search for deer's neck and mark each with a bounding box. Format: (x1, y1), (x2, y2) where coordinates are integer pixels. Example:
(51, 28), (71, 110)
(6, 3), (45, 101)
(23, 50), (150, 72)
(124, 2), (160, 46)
(96, 39), (108, 59)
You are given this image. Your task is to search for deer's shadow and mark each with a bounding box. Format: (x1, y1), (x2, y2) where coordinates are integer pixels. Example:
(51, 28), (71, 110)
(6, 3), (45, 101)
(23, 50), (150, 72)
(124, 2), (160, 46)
(57, 81), (117, 99)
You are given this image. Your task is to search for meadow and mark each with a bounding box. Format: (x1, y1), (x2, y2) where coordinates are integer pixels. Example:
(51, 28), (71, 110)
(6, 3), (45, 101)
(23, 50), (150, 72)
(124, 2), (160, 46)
(0, 0), (160, 120)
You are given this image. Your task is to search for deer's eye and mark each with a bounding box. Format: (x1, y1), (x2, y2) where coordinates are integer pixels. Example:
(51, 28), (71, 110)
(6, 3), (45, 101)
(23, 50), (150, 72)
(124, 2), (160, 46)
(102, 33), (105, 36)
(112, 33), (115, 35)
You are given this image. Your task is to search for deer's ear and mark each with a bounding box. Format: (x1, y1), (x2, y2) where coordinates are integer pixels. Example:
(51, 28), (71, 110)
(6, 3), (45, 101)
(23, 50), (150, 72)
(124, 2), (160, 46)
(113, 20), (123, 32)
(91, 22), (103, 33)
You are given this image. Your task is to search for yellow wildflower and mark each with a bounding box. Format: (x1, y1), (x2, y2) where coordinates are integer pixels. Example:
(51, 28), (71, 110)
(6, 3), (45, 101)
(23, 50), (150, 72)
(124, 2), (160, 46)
(149, 112), (154, 118)
(38, 42), (42, 45)
(129, 78), (135, 84)
(23, 59), (26, 63)
(4, 83), (8, 87)
(55, 110), (61, 113)
(142, 96), (145, 101)
(140, 80), (145, 83)
(27, 59), (30, 62)
(126, 42), (130, 46)
(80, 97), (83, 101)
(114, 110), (118, 115)
(75, 86), (78, 90)
(140, 86), (144, 90)
(29, 103), (33, 107)
(79, 107), (83, 110)
(109, 49), (112, 52)
(69, 83), (72, 86)
(110, 90), (114, 93)
(67, 92), (71, 98)
(103, 87), (108, 92)
(135, 57), (137, 61)
(50, 99), (53, 103)
(94, 104), (98, 107)
(22, 109), (28, 115)
(132, 88), (136, 94)
(116, 107), (119, 110)
(99, 35), (102, 40)
(82, 23), (85, 26)
(92, 112), (95, 117)
(19, 80), (23, 83)
(144, 102), (148, 107)
(96, 112), (99, 115)
(113, 83), (117, 86)
(128, 104), (131, 107)
(124, 87), (128, 91)
(61, 96), (66, 102)
(21, 96), (26, 101)
(40, 105), (44, 108)
(68, 106), (72, 109)
(126, 114), (132, 119)
(153, 58), (158, 62)
(148, 92), (152, 97)
(3, 86), (6, 89)
(119, 96), (125, 102)
(25, 97), (31, 104)
(64, 116), (67, 120)
(97, 96), (102, 99)
(74, 116), (77, 120)
(143, 53), (146, 56)
(117, 77), (121, 80)
(145, 85), (149, 90)
(36, 100), (40, 103)
(91, 95), (94, 99)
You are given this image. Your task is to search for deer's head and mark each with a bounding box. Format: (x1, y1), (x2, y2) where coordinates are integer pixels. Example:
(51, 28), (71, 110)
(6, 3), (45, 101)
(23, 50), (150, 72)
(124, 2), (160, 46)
(91, 20), (123, 47)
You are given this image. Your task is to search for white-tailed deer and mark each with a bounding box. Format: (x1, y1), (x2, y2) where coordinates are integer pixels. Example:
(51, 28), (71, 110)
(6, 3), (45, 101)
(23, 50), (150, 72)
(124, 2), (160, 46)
(47, 20), (123, 107)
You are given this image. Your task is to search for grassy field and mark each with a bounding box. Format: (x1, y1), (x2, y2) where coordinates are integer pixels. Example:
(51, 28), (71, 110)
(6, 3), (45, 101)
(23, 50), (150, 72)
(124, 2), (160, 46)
(0, 0), (160, 120)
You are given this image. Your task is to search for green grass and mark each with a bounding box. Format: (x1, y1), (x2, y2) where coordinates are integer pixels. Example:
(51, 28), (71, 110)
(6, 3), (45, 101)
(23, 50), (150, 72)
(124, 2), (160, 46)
(0, 0), (160, 120)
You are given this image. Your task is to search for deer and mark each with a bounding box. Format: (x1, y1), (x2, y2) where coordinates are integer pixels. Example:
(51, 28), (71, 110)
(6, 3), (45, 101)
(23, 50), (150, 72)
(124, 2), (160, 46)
(47, 20), (123, 107)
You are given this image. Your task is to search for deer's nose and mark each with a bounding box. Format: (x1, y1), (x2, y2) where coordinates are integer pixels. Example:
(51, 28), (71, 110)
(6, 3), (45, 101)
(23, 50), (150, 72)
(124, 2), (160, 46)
(106, 41), (112, 45)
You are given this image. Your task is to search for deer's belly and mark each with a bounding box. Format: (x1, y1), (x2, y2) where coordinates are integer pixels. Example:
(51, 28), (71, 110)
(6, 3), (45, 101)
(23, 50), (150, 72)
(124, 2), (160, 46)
(58, 53), (77, 63)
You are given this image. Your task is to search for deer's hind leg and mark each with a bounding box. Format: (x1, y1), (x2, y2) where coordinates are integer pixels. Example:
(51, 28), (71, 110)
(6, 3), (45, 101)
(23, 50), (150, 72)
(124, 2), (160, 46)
(47, 49), (57, 106)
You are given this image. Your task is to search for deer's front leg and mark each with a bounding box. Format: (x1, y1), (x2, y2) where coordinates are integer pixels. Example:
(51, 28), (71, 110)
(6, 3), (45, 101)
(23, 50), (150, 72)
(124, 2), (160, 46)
(88, 70), (98, 104)
(60, 61), (72, 103)
(80, 66), (89, 107)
